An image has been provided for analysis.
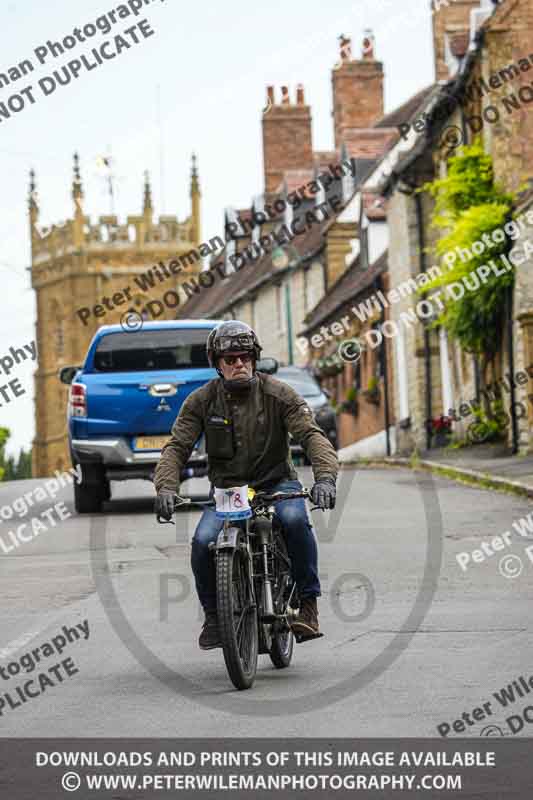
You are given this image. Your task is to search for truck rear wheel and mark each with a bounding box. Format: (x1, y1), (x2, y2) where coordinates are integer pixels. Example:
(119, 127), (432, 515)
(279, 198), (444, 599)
(73, 464), (109, 514)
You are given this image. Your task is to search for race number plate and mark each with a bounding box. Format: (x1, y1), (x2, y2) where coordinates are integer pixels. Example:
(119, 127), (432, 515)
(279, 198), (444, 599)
(214, 485), (252, 519)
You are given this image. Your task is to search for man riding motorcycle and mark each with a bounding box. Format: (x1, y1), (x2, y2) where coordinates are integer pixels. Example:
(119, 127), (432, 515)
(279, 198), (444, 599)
(154, 321), (338, 650)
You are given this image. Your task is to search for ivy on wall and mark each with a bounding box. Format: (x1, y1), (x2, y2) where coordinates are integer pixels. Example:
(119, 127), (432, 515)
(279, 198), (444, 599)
(419, 141), (517, 411)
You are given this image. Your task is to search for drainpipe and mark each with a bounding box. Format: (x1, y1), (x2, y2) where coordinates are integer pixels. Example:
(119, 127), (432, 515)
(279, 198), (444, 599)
(414, 191), (433, 451)
(379, 278), (391, 456)
(506, 283), (519, 454)
(473, 356), (480, 401)
(285, 276), (294, 365)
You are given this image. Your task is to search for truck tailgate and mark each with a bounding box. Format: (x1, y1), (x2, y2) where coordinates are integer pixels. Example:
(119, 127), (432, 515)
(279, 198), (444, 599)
(81, 369), (212, 436)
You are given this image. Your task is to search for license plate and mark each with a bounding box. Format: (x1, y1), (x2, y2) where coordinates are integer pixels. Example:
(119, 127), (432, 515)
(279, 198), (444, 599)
(133, 435), (170, 451)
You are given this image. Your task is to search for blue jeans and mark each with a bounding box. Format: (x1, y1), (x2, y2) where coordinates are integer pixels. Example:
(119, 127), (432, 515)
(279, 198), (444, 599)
(191, 478), (321, 612)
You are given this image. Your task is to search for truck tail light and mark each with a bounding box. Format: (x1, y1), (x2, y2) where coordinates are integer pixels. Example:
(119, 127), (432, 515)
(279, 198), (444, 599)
(69, 382), (87, 417)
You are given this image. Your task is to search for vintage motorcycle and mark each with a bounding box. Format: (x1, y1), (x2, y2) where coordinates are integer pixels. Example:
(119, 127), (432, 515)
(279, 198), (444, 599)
(159, 487), (319, 690)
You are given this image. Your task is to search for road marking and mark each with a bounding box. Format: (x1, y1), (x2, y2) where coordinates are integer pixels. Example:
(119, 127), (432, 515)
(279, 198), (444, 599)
(0, 609), (78, 660)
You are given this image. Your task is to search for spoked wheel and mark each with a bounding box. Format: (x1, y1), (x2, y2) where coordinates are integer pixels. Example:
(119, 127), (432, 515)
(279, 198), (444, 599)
(269, 527), (295, 669)
(216, 532), (258, 690)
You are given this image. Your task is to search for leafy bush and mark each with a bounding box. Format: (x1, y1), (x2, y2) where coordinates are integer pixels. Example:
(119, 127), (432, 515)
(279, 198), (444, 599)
(467, 399), (509, 444)
(420, 141), (515, 361)
(340, 386), (359, 415)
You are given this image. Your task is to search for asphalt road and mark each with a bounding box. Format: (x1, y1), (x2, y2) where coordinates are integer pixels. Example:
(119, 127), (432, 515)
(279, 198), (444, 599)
(1, 466), (532, 738)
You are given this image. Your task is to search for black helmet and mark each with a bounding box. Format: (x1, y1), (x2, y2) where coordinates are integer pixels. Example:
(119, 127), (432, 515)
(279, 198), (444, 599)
(206, 321), (262, 367)
(207, 321), (262, 392)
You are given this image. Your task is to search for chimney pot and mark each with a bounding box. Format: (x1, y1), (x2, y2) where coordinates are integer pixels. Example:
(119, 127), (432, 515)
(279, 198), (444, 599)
(362, 30), (375, 59)
(432, 0), (479, 81)
(332, 32), (384, 148)
(267, 85), (275, 104)
(281, 86), (290, 105)
(339, 34), (352, 63)
(296, 84), (305, 105)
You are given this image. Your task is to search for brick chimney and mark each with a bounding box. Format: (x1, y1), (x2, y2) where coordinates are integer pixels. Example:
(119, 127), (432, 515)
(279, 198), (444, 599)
(262, 84), (313, 194)
(332, 33), (384, 149)
(432, 0), (480, 82)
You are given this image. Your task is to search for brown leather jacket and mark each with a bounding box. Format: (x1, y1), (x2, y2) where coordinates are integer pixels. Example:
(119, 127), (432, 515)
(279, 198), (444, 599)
(154, 372), (338, 493)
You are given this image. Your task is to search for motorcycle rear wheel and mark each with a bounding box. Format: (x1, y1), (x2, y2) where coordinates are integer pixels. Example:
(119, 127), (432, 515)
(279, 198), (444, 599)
(217, 535), (258, 690)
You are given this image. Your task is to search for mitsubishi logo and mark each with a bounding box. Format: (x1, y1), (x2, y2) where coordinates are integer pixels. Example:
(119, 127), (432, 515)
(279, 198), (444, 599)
(156, 398), (172, 412)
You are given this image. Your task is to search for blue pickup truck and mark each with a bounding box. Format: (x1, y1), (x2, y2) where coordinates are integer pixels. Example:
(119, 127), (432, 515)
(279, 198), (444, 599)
(59, 320), (221, 513)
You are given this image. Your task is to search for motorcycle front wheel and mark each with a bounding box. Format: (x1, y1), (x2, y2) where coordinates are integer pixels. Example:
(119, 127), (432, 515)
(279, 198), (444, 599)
(217, 534), (258, 690)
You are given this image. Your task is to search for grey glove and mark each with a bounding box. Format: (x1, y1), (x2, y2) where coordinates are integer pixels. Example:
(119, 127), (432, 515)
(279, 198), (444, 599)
(155, 489), (176, 521)
(311, 477), (336, 510)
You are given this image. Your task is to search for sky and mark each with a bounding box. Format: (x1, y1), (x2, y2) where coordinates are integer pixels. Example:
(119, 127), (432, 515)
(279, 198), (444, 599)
(0, 0), (435, 457)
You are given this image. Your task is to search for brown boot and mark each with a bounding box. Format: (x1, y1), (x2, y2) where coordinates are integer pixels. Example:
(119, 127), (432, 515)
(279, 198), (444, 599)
(291, 597), (323, 642)
(198, 610), (222, 650)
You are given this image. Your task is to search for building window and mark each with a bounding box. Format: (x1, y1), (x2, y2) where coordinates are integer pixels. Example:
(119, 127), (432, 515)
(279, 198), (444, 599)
(360, 224), (369, 270)
(361, 345), (368, 384)
(284, 200), (293, 229)
(225, 238), (236, 274)
(354, 360), (361, 390)
(371, 322), (383, 378)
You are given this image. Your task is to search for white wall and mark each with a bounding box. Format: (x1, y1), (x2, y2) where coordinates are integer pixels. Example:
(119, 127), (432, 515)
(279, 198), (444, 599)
(338, 426), (397, 461)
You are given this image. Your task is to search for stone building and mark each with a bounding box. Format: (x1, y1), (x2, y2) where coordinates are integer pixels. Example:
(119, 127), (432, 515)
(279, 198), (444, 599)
(373, 0), (533, 454)
(298, 87), (436, 456)
(30, 154), (202, 477)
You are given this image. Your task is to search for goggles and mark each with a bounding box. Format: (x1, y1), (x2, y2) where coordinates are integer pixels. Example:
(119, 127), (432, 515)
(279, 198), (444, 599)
(217, 333), (255, 351)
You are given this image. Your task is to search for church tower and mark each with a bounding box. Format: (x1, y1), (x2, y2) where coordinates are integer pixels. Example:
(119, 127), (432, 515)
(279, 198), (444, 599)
(30, 154), (202, 477)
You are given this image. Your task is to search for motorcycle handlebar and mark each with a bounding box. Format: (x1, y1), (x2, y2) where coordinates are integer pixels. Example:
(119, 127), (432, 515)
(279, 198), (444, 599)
(156, 495), (192, 524)
(252, 489), (311, 504)
(156, 489), (320, 524)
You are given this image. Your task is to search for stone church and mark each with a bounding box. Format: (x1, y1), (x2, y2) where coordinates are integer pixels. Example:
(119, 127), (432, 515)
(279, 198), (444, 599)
(30, 154), (202, 477)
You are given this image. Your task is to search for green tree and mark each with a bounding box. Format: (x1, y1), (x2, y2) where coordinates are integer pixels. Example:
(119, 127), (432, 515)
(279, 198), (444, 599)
(15, 448), (32, 479)
(0, 431), (32, 481)
(3, 454), (16, 481)
(420, 141), (516, 410)
(0, 427), (10, 481)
